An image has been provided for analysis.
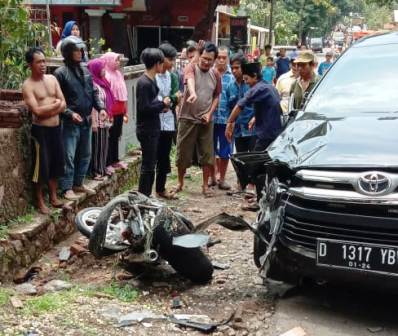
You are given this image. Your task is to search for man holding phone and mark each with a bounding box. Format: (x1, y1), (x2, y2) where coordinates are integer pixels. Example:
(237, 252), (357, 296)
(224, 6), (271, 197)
(55, 36), (106, 200)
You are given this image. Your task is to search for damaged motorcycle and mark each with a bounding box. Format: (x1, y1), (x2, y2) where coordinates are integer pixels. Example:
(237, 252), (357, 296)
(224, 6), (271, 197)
(75, 191), (213, 284)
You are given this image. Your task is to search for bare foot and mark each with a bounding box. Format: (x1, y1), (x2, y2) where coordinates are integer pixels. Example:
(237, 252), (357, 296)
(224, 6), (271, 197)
(50, 198), (64, 208)
(202, 186), (215, 198)
(173, 184), (183, 193)
(37, 203), (50, 215)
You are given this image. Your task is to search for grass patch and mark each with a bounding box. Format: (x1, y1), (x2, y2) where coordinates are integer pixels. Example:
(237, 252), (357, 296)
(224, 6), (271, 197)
(0, 288), (12, 306)
(22, 287), (89, 316)
(100, 282), (139, 302)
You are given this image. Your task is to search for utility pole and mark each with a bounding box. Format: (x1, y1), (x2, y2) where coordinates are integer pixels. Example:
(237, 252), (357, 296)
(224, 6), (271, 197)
(268, 0), (275, 44)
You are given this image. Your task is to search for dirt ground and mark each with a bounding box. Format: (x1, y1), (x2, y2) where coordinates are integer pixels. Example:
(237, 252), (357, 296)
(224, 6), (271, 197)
(0, 167), (277, 336)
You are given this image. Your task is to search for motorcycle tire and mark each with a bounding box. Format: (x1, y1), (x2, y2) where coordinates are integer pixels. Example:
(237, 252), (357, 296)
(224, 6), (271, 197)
(88, 197), (131, 257)
(152, 225), (213, 284)
(75, 207), (102, 239)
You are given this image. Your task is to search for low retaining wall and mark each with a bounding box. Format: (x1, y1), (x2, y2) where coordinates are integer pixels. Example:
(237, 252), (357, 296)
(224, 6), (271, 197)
(0, 154), (141, 282)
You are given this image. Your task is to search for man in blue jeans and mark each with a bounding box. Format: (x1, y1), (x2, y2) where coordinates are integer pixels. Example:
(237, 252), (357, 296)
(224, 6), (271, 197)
(55, 36), (106, 200)
(210, 46), (235, 190)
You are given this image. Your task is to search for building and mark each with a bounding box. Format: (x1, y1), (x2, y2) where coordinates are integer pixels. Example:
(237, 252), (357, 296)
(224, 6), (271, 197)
(24, 0), (240, 63)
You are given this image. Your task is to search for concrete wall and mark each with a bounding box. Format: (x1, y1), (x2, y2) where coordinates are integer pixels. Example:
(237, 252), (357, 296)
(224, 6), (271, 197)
(119, 64), (145, 156)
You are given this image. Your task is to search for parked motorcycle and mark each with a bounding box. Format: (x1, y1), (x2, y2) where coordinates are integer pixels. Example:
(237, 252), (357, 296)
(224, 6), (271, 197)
(75, 191), (213, 284)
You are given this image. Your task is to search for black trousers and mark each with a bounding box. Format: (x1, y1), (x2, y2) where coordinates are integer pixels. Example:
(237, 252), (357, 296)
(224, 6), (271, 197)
(107, 115), (123, 166)
(235, 136), (256, 153)
(137, 130), (159, 196)
(156, 131), (174, 193)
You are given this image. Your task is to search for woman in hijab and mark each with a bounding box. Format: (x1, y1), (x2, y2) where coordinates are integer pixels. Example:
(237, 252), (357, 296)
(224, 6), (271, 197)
(101, 52), (128, 171)
(56, 21), (80, 55)
(87, 58), (115, 179)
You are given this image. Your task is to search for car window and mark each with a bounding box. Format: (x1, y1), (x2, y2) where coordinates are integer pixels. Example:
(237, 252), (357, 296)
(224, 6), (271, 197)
(305, 43), (398, 115)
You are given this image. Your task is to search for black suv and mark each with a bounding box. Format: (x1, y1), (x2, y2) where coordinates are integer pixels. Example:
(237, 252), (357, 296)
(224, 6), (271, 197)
(232, 32), (398, 286)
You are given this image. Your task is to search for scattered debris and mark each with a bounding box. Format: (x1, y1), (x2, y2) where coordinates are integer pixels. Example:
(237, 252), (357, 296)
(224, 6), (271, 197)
(15, 283), (37, 295)
(195, 213), (249, 232)
(152, 282), (169, 288)
(170, 312), (235, 334)
(279, 326), (307, 336)
(233, 306), (243, 323)
(13, 267), (41, 284)
(118, 310), (166, 327)
(98, 304), (122, 321)
(212, 261), (230, 270)
(142, 322), (153, 328)
(186, 207), (203, 213)
(171, 296), (182, 309)
(10, 296), (24, 309)
(115, 272), (135, 281)
(169, 316), (217, 334)
(42, 280), (73, 292)
(367, 326), (384, 333)
(173, 314), (212, 324)
(207, 238), (222, 248)
(58, 247), (71, 261)
(70, 243), (88, 256)
(172, 233), (209, 248)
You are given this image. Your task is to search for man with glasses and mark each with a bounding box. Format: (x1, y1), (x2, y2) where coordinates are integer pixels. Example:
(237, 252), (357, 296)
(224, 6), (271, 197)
(175, 42), (221, 197)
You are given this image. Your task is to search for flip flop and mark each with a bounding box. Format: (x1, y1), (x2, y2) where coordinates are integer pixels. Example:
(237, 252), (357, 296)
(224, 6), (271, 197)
(202, 188), (216, 198)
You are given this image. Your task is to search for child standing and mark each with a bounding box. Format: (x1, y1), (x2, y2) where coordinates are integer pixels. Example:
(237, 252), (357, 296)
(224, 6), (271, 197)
(101, 52), (128, 172)
(136, 48), (171, 196)
(261, 56), (276, 85)
(87, 58), (114, 179)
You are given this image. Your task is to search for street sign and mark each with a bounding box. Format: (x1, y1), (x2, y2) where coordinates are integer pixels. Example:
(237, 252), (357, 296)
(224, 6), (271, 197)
(230, 16), (248, 48)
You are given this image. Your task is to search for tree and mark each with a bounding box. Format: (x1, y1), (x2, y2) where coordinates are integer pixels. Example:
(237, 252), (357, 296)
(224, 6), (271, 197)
(0, 0), (48, 89)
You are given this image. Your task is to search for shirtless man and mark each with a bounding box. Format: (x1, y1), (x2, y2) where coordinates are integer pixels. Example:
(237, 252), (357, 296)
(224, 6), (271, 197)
(22, 47), (66, 214)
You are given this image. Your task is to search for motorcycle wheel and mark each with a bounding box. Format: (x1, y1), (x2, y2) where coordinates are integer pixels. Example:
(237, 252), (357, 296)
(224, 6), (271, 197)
(152, 225), (213, 284)
(75, 207), (102, 239)
(88, 197), (131, 257)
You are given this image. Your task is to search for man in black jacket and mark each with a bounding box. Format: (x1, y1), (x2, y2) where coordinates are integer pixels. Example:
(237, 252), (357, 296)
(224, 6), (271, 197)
(55, 36), (106, 200)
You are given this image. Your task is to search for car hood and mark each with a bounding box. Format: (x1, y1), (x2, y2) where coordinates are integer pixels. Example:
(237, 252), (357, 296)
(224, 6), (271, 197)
(268, 112), (398, 170)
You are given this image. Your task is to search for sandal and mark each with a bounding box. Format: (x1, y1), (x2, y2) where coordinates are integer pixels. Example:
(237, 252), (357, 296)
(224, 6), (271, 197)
(156, 191), (179, 200)
(94, 174), (105, 181)
(202, 188), (216, 198)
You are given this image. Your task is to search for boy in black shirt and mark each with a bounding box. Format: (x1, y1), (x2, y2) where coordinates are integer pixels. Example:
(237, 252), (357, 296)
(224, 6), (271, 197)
(136, 48), (171, 196)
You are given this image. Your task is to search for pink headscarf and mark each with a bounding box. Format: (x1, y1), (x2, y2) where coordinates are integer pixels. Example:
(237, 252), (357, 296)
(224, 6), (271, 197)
(87, 58), (115, 115)
(101, 52), (128, 102)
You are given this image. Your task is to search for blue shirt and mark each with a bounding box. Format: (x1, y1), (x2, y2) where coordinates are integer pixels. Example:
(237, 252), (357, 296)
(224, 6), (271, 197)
(276, 57), (290, 78)
(237, 80), (282, 141)
(227, 80), (256, 138)
(213, 68), (235, 124)
(318, 61), (333, 76)
(262, 66), (276, 84)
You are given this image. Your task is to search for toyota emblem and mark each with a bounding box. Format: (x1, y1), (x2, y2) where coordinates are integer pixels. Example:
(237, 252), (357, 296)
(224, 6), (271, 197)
(358, 172), (392, 195)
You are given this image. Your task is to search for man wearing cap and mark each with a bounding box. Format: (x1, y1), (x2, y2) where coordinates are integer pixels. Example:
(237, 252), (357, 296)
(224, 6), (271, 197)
(290, 50), (319, 110)
(225, 62), (282, 152)
(318, 51), (334, 76)
(276, 57), (299, 115)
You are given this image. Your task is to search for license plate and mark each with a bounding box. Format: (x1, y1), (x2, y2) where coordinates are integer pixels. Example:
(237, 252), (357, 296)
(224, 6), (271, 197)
(316, 239), (398, 276)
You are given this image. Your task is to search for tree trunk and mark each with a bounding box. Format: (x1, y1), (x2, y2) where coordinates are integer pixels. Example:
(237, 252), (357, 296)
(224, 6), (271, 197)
(192, 0), (220, 41)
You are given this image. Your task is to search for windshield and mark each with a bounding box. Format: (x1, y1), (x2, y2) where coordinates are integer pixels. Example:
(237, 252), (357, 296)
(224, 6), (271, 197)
(305, 43), (398, 115)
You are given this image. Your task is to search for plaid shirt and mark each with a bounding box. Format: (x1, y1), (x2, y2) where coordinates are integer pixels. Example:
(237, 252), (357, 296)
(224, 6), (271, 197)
(213, 67), (235, 124)
(227, 80), (256, 138)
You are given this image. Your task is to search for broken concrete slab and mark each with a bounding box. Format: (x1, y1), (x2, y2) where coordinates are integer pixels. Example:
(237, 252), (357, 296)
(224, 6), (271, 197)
(118, 310), (166, 327)
(42, 280), (73, 292)
(279, 326), (307, 336)
(15, 283), (37, 295)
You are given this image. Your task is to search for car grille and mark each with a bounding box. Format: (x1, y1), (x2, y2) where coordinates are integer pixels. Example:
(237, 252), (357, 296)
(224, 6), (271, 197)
(280, 170), (398, 252)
